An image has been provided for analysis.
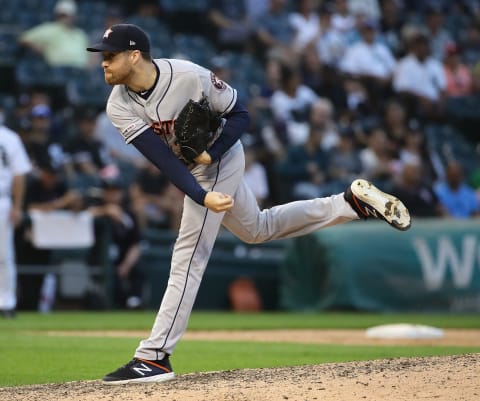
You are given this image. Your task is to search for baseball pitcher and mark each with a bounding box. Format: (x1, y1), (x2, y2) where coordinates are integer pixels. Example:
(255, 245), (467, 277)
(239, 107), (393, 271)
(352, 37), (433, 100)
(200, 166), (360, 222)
(87, 24), (411, 384)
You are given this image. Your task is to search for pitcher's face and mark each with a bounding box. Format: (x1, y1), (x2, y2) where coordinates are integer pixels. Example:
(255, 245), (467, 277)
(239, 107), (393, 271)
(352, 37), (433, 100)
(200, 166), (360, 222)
(101, 51), (135, 85)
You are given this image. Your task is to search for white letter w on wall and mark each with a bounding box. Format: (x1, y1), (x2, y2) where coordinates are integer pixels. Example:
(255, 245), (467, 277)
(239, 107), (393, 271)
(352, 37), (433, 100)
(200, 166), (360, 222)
(413, 236), (477, 291)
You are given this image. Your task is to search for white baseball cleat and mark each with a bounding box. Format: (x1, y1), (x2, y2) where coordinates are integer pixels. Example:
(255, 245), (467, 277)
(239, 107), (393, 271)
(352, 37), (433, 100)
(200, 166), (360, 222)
(344, 179), (411, 231)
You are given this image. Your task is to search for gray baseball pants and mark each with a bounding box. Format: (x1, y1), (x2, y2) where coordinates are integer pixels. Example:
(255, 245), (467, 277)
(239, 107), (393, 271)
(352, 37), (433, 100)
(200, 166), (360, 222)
(135, 140), (358, 360)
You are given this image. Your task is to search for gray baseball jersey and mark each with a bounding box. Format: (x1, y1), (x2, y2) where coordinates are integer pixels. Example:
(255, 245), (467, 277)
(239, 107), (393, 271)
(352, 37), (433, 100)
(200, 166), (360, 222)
(107, 58), (358, 360)
(107, 58), (236, 161)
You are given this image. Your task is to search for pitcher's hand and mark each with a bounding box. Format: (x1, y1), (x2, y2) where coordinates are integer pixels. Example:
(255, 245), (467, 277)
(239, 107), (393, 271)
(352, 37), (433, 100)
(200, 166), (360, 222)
(204, 191), (234, 212)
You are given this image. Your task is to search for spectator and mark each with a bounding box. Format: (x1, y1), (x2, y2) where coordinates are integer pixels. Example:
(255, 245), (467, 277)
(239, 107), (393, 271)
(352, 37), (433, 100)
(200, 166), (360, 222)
(327, 127), (363, 191)
(242, 140), (270, 208)
(460, 22), (480, 68)
(251, 55), (282, 109)
(378, 0), (406, 57)
(276, 125), (330, 200)
(434, 161), (480, 218)
(207, 0), (254, 52)
(299, 44), (326, 96)
(393, 31), (447, 119)
(88, 178), (144, 309)
(387, 160), (445, 217)
(443, 42), (474, 97)
(18, 0), (90, 69)
(64, 108), (119, 190)
(382, 99), (410, 150)
(339, 18), (397, 98)
(4, 93), (32, 136)
(309, 98), (341, 151)
(94, 111), (146, 172)
(25, 156), (81, 213)
(22, 104), (68, 175)
(129, 162), (184, 231)
(288, 0), (321, 53)
(331, 0), (356, 35)
(423, 5), (453, 61)
(270, 64), (319, 138)
(315, 3), (348, 69)
(359, 126), (399, 185)
(253, 0), (295, 61)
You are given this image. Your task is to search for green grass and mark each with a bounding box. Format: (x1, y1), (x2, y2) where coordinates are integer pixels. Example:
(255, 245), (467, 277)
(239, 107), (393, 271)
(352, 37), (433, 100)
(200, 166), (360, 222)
(1, 311), (479, 331)
(0, 311), (479, 387)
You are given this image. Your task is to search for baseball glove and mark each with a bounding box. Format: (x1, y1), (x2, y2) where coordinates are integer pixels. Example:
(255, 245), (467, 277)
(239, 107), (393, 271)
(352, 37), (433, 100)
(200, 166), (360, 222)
(174, 96), (220, 162)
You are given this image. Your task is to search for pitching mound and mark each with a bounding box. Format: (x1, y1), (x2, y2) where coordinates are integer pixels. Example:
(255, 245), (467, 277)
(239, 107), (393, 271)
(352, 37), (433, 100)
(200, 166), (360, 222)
(1, 353), (478, 401)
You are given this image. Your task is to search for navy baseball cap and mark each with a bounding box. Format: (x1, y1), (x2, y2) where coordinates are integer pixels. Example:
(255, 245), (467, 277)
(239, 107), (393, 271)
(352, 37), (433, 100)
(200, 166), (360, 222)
(86, 24), (150, 53)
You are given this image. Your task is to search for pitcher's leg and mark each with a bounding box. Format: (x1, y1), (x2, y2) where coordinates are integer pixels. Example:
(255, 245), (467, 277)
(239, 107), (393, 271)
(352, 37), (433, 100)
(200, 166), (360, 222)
(222, 179), (358, 243)
(135, 196), (225, 360)
(134, 143), (245, 360)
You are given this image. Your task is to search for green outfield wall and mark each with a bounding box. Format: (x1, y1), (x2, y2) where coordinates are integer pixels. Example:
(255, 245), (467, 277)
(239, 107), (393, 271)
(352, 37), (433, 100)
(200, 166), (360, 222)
(280, 219), (480, 312)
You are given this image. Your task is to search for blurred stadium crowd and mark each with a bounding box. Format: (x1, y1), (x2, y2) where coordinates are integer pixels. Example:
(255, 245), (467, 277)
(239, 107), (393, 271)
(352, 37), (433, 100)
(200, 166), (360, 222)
(3, 0), (480, 309)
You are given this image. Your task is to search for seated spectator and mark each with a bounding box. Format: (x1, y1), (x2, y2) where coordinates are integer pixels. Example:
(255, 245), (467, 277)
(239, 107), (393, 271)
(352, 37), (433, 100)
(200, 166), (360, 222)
(299, 44), (326, 96)
(393, 31), (447, 119)
(242, 139), (270, 208)
(434, 161), (480, 218)
(22, 104), (68, 176)
(94, 111), (146, 171)
(253, 0), (296, 61)
(359, 126), (399, 185)
(249, 55), (282, 112)
(387, 160), (446, 217)
(327, 127), (363, 190)
(207, 0), (254, 52)
(423, 5), (452, 61)
(340, 19), (396, 84)
(270, 64), (319, 143)
(18, 0), (90, 69)
(25, 156), (81, 213)
(378, 0), (406, 57)
(331, 0), (356, 36)
(129, 162), (184, 231)
(382, 99), (411, 151)
(88, 178), (144, 309)
(460, 22), (480, 68)
(398, 129), (426, 167)
(276, 125), (330, 200)
(443, 42), (474, 98)
(340, 18), (396, 110)
(315, 3), (348, 69)
(309, 98), (340, 151)
(64, 108), (119, 190)
(288, 0), (320, 53)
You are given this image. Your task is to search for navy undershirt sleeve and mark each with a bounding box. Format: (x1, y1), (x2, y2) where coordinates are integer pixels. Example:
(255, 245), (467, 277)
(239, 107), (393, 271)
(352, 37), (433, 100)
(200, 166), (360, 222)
(207, 100), (250, 161)
(131, 128), (207, 205)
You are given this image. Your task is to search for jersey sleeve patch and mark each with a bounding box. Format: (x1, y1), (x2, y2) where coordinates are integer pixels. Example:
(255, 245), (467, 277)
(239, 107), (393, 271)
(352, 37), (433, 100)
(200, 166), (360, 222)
(210, 72), (227, 91)
(122, 123), (138, 136)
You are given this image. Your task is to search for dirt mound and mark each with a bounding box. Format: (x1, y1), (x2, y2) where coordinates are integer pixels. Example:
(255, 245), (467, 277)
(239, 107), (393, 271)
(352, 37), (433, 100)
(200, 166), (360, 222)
(1, 353), (478, 401)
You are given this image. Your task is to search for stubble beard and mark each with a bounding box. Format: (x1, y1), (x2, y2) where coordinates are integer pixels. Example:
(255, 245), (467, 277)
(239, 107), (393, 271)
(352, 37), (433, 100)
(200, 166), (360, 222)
(104, 66), (133, 86)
